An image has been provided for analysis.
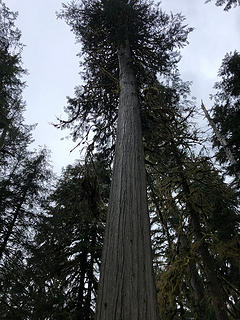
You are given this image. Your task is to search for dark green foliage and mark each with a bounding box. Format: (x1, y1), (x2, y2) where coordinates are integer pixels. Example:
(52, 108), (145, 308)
(0, 1), (52, 263)
(0, 0), (236, 318)
(0, 159), (108, 319)
(205, 0), (240, 10)
(212, 51), (240, 180)
(0, 149), (51, 260)
(56, 0), (192, 161)
(27, 160), (107, 319)
(141, 77), (240, 318)
(0, 0), (28, 155)
(215, 51), (240, 98)
(0, 3), (53, 319)
(153, 154), (240, 319)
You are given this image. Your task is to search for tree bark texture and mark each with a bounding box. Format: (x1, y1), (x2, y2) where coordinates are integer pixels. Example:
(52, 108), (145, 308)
(95, 41), (159, 320)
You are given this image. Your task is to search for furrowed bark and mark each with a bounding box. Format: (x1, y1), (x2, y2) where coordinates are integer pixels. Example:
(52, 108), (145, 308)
(95, 40), (159, 320)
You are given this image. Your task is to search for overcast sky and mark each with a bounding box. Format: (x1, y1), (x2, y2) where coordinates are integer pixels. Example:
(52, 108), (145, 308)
(6, 0), (240, 173)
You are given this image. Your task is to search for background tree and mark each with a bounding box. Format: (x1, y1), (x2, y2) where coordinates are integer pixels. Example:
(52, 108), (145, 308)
(142, 78), (240, 319)
(0, 2), (53, 318)
(210, 51), (240, 187)
(30, 160), (107, 320)
(0, 0), (28, 154)
(0, 159), (108, 320)
(205, 0), (240, 10)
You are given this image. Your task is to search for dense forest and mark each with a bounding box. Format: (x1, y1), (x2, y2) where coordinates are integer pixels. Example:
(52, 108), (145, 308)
(0, 0), (239, 319)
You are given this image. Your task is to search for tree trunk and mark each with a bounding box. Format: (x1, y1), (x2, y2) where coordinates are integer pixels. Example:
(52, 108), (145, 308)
(190, 211), (228, 320)
(179, 234), (207, 319)
(85, 230), (97, 319)
(188, 262), (207, 320)
(95, 40), (159, 320)
(0, 187), (28, 260)
(76, 245), (88, 319)
(0, 127), (7, 151)
(0, 155), (42, 260)
(166, 138), (229, 320)
(201, 101), (240, 182)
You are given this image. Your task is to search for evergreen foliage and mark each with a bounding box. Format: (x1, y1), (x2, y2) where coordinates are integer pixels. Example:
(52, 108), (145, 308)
(30, 160), (107, 319)
(0, 1), (239, 319)
(212, 51), (240, 182)
(205, 0), (240, 10)
(56, 0), (192, 162)
(0, 159), (108, 319)
(142, 77), (240, 319)
(0, 0), (28, 154)
(0, 2), (52, 318)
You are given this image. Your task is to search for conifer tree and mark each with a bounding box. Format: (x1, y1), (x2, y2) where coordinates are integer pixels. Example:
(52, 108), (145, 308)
(211, 51), (240, 187)
(143, 80), (240, 319)
(0, 0), (28, 155)
(0, 159), (108, 319)
(0, 3), (53, 317)
(58, 1), (192, 318)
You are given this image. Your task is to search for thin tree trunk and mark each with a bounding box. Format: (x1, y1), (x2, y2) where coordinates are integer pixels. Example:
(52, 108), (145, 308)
(0, 127), (7, 151)
(95, 40), (159, 320)
(76, 245), (88, 318)
(0, 155), (42, 260)
(177, 161), (228, 319)
(188, 262), (207, 319)
(179, 234), (207, 319)
(85, 230), (97, 319)
(190, 210), (228, 320)
(164, 131), (229, 320)
(201, 101), (240, 182)
(0, 187), (28, 260)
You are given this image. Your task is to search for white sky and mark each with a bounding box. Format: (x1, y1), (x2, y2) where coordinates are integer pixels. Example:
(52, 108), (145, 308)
(6, 0), (240, 173)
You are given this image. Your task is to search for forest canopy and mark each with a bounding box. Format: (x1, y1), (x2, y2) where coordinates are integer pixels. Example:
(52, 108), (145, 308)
(0, 1), (239, 319)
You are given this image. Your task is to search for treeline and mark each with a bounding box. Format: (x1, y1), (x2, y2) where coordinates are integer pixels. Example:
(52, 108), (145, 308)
(0, 0), (239, 319)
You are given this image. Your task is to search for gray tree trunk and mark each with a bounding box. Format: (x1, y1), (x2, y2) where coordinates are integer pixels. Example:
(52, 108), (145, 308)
(95, 40), (159, 320)
(201, 101), (240, 182)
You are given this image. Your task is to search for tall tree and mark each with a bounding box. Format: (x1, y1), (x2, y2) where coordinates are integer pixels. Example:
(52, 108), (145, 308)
(201, 101), (240, 183)
(0, 0), (28, 155)
(141, 79), (239, 319)
(0, 3), (53, 318)
(0, 159), (106, 320)
(211, 51), (240, 186)
(0, 158), (108, 320)
(58, 0), (192, 318)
